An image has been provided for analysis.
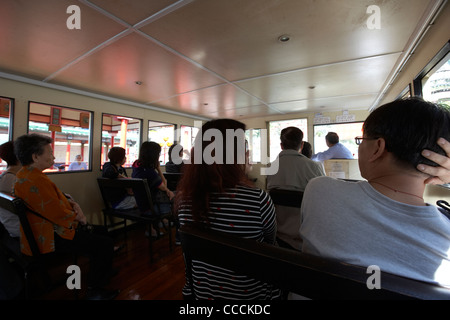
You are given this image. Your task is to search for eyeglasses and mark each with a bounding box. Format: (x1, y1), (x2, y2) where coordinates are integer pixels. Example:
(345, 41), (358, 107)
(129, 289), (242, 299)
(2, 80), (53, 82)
(354, 136), (380, 145)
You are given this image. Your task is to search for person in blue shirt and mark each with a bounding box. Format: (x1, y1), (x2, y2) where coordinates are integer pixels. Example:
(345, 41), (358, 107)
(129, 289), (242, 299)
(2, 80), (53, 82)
(68, 154), (87, 170)
(312, 132), (354, 161)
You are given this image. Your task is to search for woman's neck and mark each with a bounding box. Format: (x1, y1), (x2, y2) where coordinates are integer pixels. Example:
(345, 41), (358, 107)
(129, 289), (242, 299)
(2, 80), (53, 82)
(6, 165), (21, 174)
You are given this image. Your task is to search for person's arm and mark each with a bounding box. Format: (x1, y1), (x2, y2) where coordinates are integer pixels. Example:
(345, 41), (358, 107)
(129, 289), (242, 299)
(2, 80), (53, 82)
(157, 182), (175, 200)
(156, 163), (167, 187)
(260, 190), (277, 245)
(418, 138), (450, 185)
(68, 199), (87, 225)
(17, 177), (78, 229)
(311, 148), (333, 162)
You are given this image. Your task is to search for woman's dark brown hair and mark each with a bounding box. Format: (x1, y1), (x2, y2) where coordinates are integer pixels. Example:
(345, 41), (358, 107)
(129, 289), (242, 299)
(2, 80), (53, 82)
(138, 141), (161, 168)
(175, 119), (252, 224)
(107, 147), (126, 164)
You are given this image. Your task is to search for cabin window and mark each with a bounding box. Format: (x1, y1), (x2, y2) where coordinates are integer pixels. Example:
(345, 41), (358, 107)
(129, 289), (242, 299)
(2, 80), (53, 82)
(313, 122), (364, 159)
(101, 114), (142, 168)
(268, 119), (308, 162)
(414, 41), (450, 108)
(414, 42), (450, 189)
(0, 97), (14, 172)
(148, 121), (176, 165)
(246, 129), (262, 164)
(28, 102), (93, 173)
(179, 125), (199, 161)
(421, 52), (450, 108)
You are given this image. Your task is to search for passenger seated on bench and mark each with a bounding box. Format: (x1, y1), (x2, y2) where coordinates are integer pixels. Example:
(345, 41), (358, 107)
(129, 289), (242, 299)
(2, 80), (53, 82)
(132, 141), (174, 237)
(0, 141), (21, 238)
(13, 134), (119, 300)
(176, 119), (282, 300)
(266, 127), (324, 251)
(300, 98), (450, 288)
(165, 143), (184, 173)
(102, 147), (137, 210)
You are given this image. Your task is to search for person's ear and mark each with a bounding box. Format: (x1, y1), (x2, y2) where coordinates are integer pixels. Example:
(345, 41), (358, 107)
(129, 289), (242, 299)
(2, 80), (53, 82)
(368, 138), (387, 162)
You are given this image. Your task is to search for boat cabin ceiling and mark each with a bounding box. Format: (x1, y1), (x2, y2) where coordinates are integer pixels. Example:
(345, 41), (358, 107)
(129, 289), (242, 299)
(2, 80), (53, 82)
(0, 0), (446, 120)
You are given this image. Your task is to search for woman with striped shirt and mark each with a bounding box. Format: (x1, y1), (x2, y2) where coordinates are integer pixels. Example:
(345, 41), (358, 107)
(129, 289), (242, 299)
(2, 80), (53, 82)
(176, 119), (282, 300)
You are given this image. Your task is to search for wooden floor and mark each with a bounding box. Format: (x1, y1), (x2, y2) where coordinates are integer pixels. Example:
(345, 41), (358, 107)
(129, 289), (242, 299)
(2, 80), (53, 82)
(38, 223), (185, 300)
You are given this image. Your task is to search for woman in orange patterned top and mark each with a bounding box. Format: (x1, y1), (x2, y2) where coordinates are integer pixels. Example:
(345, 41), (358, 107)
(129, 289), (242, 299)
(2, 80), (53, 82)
(14, 134), (119, 300)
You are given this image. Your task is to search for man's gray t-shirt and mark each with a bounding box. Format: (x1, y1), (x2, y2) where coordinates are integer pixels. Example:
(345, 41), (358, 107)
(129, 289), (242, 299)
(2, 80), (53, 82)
(300, 176), (450, 287)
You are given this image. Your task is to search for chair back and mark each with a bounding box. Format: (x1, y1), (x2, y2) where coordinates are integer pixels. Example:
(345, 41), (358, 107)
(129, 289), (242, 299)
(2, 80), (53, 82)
(269, 188), (303, 208)
(0, 192), (41, 257)
(97, 177), (156, 215)
(163, 172), (182, 191)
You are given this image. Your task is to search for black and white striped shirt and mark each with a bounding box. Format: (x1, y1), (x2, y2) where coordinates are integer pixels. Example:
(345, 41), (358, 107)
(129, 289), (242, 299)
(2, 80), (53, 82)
(178, 185), (282, 300)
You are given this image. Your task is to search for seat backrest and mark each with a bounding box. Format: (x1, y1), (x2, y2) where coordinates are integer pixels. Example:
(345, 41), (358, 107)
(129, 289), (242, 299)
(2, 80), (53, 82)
(163, 172), (182, 191)
(0, 192), (41, 257)
(179, 223), (450, 300)
(268, 188), (303, 208)
(96, 177), (155, 214)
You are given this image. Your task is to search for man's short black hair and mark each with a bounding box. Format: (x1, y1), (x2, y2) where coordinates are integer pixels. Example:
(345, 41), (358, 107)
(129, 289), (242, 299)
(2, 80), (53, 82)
(280, 127), (303, 151)
(363, 97), (450, 169)
(325, 132), (339, 145)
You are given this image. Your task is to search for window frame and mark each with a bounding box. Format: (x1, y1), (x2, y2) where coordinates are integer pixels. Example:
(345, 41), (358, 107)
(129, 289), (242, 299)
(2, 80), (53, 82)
(148, 120), (177, 166)
(27, 101), (94, 174)
(101, 113), (143, 169)
(267, 118), (309, 162)
(413, 41), (450, 97)
(0, 96), (14, 142)
(313, 121), (364, 159)
(396, 84), (412, 100)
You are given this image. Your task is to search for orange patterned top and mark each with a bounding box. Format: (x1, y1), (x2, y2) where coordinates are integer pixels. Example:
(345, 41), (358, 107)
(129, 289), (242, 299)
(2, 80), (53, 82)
(14, 166), (77, 255)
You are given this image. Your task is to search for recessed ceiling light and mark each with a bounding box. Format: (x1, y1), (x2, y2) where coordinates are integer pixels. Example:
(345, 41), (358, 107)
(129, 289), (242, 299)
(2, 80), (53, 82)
(278, 34), (290, 43)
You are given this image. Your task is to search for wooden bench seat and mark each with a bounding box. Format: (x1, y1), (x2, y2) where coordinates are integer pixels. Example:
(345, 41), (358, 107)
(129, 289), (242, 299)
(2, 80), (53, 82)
(179, 223), (450, 300)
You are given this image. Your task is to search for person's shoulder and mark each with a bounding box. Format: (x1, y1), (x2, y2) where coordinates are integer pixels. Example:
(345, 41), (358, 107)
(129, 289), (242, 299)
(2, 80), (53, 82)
(235, 185), (268, 198)
(102, 162), (113, 170)
(306, 176), (352, 191)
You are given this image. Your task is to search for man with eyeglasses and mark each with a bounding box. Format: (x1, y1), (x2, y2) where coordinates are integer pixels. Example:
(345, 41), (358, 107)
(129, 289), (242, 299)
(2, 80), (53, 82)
(298, 97), (450, 290)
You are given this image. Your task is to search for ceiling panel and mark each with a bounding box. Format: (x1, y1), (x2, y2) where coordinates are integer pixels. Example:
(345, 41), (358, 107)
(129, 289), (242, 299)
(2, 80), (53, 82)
(88, 0), (180, 25)
(141, 0), (431, 81)
(270, 94), (379, 114)
(0, 0), (445, 120)
(236, 53), (402, 104)
(0, 0), (125, 80)
(150, 83), (273, 116)
(50, 32), (226, 104)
